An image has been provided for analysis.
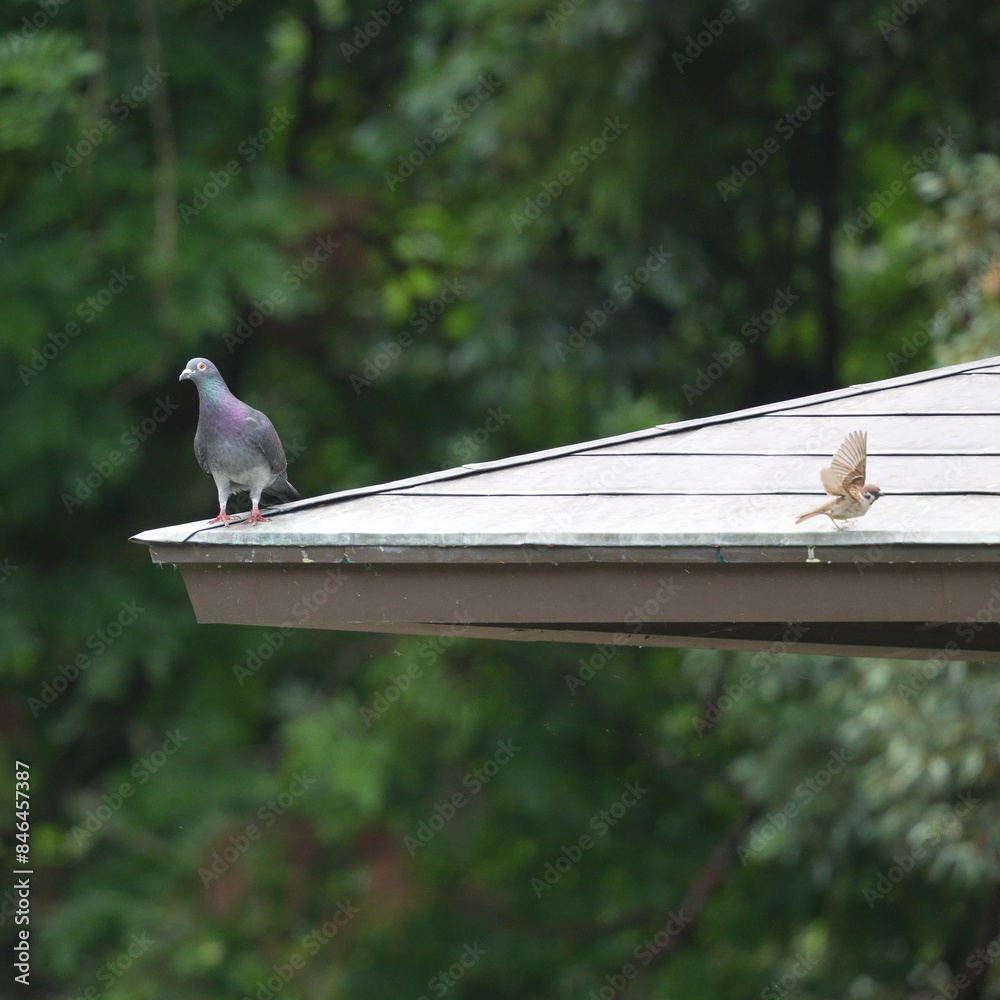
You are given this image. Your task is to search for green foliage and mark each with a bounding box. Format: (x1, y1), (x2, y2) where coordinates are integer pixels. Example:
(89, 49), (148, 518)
(3, 0), (1000, 997)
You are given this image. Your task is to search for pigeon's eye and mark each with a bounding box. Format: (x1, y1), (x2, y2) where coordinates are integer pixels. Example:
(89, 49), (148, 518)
(197, 362), (206, 370)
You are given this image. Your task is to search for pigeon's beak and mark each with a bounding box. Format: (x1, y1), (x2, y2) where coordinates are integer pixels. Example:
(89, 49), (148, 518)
(179, 368), (193, 381)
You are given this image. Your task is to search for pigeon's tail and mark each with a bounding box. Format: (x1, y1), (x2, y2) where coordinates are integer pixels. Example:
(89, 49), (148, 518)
(262, 476), (301, 506)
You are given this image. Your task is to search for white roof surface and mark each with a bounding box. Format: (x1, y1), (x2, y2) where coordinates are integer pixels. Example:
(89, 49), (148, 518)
(133, 356), (1000, 552)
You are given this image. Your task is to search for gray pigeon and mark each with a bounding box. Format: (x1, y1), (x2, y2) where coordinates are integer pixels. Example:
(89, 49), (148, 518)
(179, 357), (301, 525)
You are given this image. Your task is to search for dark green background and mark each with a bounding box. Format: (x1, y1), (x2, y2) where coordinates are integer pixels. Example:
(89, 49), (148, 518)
(3, 0), (1000, 997)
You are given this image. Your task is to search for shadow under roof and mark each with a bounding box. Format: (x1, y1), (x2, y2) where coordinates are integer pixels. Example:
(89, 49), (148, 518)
(131, 356), (1000, 662)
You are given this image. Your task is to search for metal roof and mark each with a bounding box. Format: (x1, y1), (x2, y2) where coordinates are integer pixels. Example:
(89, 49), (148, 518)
(131, 355), (1000, 661)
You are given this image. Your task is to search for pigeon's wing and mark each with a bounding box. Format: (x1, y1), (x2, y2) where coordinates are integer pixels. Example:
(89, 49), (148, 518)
(262, 477), (301, 504)
(252, 410), (302, 504)
(192, 424), (213, 478)
(820, 430), (867, 499)
(246, 406), (289, 477)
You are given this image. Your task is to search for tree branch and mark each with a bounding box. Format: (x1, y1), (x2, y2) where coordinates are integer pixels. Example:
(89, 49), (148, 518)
(451, 803), (761, 953)
(955, 879), (1000, 1000)
(635, 804), (761, 976)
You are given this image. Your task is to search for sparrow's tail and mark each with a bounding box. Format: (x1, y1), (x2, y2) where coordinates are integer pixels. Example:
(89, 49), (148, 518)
(262, 476), (301, 505)
(795, 507), (822, 524)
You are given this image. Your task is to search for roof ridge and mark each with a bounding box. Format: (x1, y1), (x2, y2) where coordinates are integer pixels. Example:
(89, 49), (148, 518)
(644, 353), (1000, 436)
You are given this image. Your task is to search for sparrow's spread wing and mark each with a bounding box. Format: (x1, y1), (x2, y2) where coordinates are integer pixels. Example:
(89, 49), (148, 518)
(820, 430), (867, 499)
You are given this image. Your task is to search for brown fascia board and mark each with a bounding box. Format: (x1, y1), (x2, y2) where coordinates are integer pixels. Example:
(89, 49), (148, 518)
(168, 554), (1000, 658)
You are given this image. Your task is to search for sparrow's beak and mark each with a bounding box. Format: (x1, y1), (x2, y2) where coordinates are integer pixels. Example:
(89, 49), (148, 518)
(179, 368), (193, 381)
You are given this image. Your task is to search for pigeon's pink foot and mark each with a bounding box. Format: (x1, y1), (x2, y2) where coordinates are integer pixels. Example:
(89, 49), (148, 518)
(246, 506), (270, 525)
(209, 509), (236, 526)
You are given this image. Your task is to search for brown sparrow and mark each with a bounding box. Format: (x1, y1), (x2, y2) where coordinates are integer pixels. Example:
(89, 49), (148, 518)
(796, 430), (882, 529)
